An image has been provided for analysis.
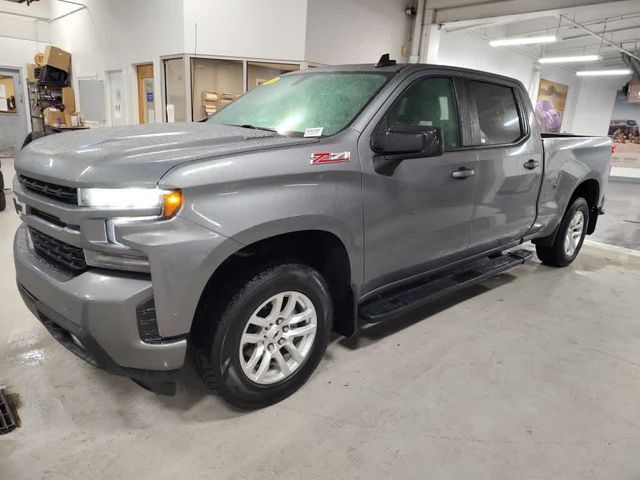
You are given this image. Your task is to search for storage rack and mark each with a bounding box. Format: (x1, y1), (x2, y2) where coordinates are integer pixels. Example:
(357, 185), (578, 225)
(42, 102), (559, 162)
(27, 77), (69, 139)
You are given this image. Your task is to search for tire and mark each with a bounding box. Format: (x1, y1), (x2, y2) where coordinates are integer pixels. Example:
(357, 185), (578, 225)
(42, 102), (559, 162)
(536, 197), (589, 267)
(194, 262), (333, 409)
(0, 171), (6, 212)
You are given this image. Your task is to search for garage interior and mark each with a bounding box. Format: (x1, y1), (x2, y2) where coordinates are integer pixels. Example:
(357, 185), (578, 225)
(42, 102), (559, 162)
(1, 0), (640, 478)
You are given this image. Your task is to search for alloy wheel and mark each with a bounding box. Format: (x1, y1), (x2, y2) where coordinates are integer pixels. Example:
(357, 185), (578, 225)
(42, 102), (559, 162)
(239, 291), (317, 385)
(564, 209), (585, 257)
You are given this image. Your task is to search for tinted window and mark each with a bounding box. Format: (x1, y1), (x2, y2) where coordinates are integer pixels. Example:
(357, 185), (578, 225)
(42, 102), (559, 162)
(386, 78), (460, 150)
(470, 81), (522, 145)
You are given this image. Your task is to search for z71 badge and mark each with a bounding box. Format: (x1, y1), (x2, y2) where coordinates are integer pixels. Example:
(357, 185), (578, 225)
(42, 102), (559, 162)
(310, 152), (351, 165)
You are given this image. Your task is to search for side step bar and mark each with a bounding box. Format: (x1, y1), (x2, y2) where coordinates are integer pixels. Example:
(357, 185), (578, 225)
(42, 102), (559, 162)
(359, 249), (532, 322)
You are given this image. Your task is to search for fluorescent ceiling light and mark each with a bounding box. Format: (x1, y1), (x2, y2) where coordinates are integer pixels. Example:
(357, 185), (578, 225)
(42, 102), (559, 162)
(489, 35), (557, 47)
(576, 69), (632, 77)
(538, 54), (601, 64)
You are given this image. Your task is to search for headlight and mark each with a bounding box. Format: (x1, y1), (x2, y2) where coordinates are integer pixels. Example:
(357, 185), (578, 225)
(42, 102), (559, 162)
(77, 188), (183, 218)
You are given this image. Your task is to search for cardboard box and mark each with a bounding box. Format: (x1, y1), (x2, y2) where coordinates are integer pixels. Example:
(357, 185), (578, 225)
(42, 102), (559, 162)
(43, 46), (71, 73)
(26, 63), (37, 82)
(68, 112), (81, 127)
(44, 108), (66, 126)
(62, 87), (76, 112)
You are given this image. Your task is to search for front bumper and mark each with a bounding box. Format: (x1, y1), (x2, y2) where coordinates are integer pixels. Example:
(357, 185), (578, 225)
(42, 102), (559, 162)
(14, 224), (188, 385)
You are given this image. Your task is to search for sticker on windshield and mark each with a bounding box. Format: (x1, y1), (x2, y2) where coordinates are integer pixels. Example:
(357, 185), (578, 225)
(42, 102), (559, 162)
(304, 127), (324, 137)
(310, 152), (350, 165)
(262, 76), (280, 86)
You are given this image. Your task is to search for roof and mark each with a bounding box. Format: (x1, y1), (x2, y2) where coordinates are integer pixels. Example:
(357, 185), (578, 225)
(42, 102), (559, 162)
(287, 62), (526, 88)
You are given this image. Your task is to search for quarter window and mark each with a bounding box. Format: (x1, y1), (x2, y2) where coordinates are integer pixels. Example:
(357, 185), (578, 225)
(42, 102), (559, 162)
(386, 78), (461, 150)
(469, 81), (523, 145)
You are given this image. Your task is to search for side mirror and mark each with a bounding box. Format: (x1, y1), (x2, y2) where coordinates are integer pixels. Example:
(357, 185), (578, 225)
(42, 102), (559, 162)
(371, 124), (444, 159)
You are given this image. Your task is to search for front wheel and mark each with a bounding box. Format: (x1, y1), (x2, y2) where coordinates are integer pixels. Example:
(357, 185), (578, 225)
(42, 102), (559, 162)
(536, 197), (589, 267)
(195, 262), (333, 409)
(0, 170), (6, 212)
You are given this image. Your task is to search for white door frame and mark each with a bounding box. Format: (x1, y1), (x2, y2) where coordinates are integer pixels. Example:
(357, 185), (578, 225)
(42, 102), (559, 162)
(0, 65), (29, 151)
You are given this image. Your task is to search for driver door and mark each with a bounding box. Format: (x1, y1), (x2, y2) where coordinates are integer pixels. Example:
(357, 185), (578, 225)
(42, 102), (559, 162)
(359, 73), (478, 294)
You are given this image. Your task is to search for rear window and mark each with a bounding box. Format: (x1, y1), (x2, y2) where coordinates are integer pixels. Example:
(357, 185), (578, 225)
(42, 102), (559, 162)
(470, 81), (523, 145)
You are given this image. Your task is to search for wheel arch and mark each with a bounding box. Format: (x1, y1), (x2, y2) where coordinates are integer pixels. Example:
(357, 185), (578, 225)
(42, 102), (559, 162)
(569, 177), (600, 234)
(191, 227), (359, 349)
(534, 176), (600, 247)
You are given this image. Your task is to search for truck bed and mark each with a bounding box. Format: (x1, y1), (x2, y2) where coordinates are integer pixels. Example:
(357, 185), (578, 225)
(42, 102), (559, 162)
(535, 134), (611, 238)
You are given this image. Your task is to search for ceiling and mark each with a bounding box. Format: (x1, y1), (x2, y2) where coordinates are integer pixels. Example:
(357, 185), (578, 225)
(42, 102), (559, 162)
(436, 0), (640, 70)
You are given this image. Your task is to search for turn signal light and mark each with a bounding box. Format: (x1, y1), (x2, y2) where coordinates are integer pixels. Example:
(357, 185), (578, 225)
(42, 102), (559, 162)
(162, 190), (183, 218)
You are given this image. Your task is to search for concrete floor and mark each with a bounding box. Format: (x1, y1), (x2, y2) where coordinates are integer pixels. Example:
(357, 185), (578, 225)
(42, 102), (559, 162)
(2, 159), (640, 479)
(590, 180), (640, 250)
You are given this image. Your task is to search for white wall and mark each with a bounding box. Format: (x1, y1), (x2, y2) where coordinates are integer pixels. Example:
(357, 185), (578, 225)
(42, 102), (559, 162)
(0, 14), (51, 44)
(436, 29), (585, 134)
(0, 37), (52, 130)
(47, 0), (305, 125)
(48, 0), (185, 126)
(571, 76), (626, 136)
(305, 0), (412, 65)
(183, 0), (307, 61)
(437, 29), (535, 87)
(1, 0), (625, 136)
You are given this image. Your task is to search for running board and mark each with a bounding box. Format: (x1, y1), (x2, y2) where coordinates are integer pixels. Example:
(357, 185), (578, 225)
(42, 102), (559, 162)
(359, 249), (532, 322)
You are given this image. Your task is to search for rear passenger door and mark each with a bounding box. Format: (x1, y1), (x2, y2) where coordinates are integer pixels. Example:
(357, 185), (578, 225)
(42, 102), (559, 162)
(465, 79), (543, 252)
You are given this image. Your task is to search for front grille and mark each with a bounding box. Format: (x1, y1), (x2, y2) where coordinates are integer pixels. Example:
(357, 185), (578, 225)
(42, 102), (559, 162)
(19, 175), (78, 204)
(29, 227), (87, 272)
(30, 207), (80, 230)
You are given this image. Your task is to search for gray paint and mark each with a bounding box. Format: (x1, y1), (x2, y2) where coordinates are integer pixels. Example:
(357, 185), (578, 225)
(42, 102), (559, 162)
(13, 63), (610, 373)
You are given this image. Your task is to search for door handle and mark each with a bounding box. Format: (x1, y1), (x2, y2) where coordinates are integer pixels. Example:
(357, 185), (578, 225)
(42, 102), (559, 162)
(524, 159), (540, 170)
(451, 167), (475, 179)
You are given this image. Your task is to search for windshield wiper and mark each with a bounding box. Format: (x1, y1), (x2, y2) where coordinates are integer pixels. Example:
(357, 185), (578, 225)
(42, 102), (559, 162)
(235, 124), (280, 134)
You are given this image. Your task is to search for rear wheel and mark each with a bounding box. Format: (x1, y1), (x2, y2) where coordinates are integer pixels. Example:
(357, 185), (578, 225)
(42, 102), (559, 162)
(194, 262), (332, 409)
(536, 197), (589, 267)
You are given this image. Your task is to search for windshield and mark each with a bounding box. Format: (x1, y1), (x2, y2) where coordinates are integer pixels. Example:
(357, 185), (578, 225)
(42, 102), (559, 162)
(207, 72), (390, 137)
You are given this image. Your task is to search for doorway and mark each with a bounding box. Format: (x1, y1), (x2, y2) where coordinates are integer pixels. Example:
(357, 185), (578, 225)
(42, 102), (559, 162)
(136, 64), (155, 124)
(0, 68), (28, 156)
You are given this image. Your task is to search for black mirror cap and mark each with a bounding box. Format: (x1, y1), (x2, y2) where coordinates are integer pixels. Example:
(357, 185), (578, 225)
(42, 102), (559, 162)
(371, 124), (444, 159)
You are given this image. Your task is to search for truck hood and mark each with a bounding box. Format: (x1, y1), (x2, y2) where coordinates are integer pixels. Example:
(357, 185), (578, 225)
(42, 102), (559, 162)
(16, 123), (316, 188)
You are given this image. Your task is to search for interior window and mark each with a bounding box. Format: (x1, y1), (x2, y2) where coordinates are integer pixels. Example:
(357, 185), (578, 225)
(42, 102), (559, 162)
(386, 77), (460, 150)
(469, 81), (522, 145)
(0, 75), (17, 113)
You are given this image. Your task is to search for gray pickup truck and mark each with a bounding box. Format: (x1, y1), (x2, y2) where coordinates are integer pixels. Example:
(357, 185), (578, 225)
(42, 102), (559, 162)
(13, 58), (610, 408)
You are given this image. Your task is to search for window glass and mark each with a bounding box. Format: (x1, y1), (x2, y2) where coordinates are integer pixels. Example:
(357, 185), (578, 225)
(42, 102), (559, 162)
(208, 72), (389, 137)
(247, 62), (299, 91)
(0, 76), (17, 113)
(164, 58), (186, 122)
(470, 81), (522, 145)
(191, 58), (243, 121)
(386, 78), (460, 150)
